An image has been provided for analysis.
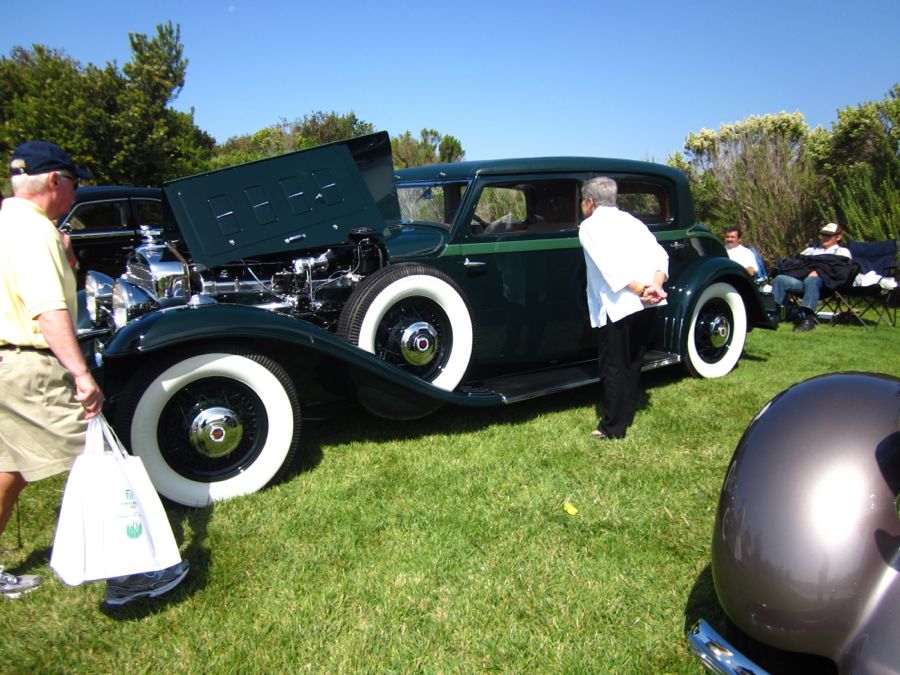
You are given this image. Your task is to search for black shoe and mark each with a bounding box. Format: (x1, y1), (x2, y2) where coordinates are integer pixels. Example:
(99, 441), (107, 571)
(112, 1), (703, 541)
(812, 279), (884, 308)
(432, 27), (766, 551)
(793, 318), (816, 333)
(105, 560), (189, 607)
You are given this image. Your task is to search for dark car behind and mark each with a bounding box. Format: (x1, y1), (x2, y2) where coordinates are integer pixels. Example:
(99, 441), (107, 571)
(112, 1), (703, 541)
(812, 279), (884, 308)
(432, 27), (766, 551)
(59, 186), (163, 283)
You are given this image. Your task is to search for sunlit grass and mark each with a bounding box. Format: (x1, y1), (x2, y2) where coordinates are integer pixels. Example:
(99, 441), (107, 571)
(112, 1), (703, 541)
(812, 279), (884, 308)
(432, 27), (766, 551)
(2, 321), (898, 672)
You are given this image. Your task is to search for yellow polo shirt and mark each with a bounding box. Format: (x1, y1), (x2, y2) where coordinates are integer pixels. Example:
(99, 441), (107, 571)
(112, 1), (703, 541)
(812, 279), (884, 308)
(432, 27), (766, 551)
(0, 197), (77, 348)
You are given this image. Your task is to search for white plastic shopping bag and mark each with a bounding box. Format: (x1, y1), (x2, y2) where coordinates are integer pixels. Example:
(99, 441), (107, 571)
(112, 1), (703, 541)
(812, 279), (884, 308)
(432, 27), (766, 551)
(50, 415), (182, 585)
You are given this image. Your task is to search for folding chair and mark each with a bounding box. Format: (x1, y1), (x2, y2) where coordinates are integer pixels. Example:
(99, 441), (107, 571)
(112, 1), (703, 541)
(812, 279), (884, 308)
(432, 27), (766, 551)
(817, 239), (898, 329)
(750, 247), (777, 316)
(750, 247), (769, 284)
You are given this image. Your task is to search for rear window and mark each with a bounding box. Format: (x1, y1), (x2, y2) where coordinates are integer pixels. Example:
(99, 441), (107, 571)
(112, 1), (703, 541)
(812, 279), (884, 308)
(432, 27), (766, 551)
(615, 181), (671, 225)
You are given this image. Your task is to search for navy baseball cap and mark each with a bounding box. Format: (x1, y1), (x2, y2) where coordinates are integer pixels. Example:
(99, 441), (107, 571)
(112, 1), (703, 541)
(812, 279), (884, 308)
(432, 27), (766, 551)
(9, 141), (93, 180)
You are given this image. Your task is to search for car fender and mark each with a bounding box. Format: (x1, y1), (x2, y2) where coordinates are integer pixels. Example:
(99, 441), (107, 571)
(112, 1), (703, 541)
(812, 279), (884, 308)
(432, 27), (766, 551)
(655, 256), (768, 354)
(712, 372), (900, 669)
(100, 303), (502, 419)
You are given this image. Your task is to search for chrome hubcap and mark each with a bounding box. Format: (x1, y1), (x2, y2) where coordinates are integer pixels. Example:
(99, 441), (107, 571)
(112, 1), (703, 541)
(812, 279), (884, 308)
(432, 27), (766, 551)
(707, 315), (732, 349)
(189, 406), (243, 459)
(400, 321), (438, 366)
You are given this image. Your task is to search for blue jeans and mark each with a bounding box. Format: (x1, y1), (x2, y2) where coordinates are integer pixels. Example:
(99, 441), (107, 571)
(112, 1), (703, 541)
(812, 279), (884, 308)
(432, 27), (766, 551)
(772, 274), (823, 313)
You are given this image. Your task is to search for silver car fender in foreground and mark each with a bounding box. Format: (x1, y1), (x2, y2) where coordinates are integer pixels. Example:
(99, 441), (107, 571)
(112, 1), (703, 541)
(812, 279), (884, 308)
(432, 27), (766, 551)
(689, 372), (900, 674)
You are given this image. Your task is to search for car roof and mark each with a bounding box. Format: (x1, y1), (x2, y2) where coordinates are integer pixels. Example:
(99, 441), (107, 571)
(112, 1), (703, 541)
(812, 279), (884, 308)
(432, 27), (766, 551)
(73, 185), (162, 201)
(395, 157), (687, 183)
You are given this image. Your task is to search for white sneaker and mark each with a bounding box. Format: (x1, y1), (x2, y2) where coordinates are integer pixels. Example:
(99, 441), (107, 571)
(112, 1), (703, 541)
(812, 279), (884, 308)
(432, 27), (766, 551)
(0, 565), (42, 599)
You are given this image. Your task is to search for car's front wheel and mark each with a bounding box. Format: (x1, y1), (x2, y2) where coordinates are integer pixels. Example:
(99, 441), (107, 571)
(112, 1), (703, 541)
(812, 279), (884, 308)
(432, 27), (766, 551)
(115, 348), (302, 507)
(337, 263), (474, 391)
(685, 282), (747, 378)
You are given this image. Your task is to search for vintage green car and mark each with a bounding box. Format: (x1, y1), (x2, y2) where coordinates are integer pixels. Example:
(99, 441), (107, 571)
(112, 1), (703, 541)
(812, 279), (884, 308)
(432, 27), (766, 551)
(82, 132), (772, 506)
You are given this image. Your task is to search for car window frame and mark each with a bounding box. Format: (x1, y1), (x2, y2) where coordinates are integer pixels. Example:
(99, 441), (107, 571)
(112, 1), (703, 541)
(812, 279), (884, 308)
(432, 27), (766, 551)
(587, 172), (677, 230)
(456, 173), (589, 242)
(61, 198), (134, 239)
(131, 197), (165, 229)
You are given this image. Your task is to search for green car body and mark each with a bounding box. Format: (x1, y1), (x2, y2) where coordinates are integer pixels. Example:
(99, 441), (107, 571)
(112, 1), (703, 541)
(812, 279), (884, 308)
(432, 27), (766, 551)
(82, 132), (771, 506)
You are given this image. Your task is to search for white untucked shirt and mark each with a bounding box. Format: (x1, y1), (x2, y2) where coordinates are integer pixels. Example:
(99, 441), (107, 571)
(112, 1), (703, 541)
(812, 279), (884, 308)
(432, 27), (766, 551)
(579, 206), (669, 327)
(726, 244), (758, 275)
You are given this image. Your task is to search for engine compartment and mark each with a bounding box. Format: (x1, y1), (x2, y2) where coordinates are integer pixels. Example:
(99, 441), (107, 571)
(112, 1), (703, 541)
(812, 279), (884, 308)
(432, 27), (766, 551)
(85, 226), (388, 333)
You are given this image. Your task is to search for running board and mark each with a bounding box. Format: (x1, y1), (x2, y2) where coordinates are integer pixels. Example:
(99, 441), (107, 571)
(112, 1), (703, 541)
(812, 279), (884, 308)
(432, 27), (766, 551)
(642, 349), (682, 372)
(466, 351), (681, 404)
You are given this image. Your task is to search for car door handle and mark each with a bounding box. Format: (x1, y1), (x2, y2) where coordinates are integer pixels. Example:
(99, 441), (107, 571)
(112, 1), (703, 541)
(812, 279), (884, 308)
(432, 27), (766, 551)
(463, 257), (487, 268)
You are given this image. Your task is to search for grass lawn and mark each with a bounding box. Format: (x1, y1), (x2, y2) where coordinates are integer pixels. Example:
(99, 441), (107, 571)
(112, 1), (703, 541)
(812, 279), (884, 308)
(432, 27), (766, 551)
(2, 320), (899, 673)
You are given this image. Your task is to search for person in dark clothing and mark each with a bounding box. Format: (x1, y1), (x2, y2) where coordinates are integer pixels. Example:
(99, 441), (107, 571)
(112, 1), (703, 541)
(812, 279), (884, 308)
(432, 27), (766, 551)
(771, 223), (853, 333)
(579, 177), (669, 439)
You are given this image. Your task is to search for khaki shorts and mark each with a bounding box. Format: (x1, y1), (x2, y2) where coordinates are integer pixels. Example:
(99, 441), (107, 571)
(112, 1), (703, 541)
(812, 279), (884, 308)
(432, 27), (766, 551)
(0, 349), (86, 481)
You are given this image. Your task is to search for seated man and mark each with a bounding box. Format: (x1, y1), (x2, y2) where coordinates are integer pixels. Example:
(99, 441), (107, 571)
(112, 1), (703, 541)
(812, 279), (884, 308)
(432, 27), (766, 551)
(772, 223), (853, 332)
(723, 226), (758, 278)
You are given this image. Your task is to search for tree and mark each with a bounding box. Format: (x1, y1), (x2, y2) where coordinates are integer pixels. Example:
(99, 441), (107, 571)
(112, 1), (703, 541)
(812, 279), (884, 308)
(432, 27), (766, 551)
(391, 129), (465, 168)
(209, 111), (376, 169)
(0, 46), (90, 170)
(669, 113), (820, 261)
(110, 22), (214, 185)
(291, 111), (375, 149)
(0, 22), (213, 189)
(812, 84), (900, 240)
(211, 117), (465, 172)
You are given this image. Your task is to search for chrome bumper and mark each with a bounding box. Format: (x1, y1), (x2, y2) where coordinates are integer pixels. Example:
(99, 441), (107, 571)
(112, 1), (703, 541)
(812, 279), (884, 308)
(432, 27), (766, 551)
(687, 620), (768, 675)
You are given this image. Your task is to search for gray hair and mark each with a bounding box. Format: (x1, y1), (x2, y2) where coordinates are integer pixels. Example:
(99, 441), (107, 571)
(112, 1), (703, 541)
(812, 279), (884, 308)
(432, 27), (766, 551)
(582, 176), (617, 207)
(11, 171), (51, 196)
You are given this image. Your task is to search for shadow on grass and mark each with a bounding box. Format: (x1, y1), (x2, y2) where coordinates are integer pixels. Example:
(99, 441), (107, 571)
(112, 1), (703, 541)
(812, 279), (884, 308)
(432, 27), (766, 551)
(683, 563), (720, 632)
(738, 350), (770, 364)
(10, 546), (51, 578)
(287, 365), (687, 470)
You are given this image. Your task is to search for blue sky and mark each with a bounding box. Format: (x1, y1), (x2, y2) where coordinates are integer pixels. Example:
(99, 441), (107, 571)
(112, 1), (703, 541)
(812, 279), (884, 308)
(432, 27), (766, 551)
(3, 0), (898, 162)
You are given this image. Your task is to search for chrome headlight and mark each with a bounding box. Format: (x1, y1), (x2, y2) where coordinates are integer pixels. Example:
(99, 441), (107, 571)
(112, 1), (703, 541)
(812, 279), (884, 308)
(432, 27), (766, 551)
(84, 271), (115, 324)
(112, 280), (157, 329)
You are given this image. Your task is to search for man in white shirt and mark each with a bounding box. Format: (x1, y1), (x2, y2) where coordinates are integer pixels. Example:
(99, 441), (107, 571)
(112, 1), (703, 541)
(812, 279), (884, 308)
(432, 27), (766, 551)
(724, 227), (758, 277)
(579, 177), (668, 440)
(772, 222), (852, 332)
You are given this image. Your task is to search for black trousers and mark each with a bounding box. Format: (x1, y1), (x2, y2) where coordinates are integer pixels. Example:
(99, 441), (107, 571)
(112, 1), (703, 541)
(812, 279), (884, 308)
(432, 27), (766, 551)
(596, 308), (656, 438)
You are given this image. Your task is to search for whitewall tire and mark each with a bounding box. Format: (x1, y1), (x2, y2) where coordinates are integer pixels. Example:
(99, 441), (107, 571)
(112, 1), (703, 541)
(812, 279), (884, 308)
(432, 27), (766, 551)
(116, 351), (301, 507)
(685, 282), (747, 378)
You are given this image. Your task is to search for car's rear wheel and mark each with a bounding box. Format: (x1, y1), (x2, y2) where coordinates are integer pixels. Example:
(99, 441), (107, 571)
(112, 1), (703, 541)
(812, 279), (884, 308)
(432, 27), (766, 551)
(115, 348), (301, 507)
(685, 282), (747, 378)
(337, 263), (474, 391)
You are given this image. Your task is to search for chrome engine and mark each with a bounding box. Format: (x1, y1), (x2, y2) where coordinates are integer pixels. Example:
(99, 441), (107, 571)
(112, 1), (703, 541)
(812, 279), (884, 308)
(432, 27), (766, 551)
(84, 226), (387, 332)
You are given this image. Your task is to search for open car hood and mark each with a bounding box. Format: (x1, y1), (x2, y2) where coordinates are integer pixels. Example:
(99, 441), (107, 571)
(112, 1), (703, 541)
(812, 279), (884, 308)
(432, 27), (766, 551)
(163, 132), (400, 268)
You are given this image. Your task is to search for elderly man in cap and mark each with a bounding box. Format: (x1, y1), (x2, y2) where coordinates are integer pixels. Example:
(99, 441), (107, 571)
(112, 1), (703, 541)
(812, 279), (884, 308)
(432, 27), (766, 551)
(771, 222), (853, 332)
(0, 141), (187, 605)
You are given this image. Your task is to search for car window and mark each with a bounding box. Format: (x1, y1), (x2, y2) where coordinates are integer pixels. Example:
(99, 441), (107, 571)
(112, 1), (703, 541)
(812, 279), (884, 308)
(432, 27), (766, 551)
(470, 179), (580, 235)
(397, 182), (468, 226)
(134, 198), (164, 227)
(615, 181), (671, 225)
(63, 200), (128, 233)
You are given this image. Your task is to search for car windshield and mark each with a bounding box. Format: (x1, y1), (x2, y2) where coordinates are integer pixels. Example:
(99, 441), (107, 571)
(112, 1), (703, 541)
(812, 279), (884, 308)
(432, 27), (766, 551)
(397, 181), (469, 227)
